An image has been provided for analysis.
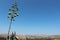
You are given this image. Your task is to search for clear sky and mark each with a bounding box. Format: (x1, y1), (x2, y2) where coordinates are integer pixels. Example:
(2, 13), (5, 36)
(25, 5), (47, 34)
(0, 0), (60, 35)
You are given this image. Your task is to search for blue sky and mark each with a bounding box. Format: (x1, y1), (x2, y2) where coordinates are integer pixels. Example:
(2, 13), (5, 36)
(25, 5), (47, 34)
(0, 0), (60, 35)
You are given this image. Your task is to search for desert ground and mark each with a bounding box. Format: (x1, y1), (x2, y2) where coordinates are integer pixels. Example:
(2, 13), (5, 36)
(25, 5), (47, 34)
(0, 34), (60, 40)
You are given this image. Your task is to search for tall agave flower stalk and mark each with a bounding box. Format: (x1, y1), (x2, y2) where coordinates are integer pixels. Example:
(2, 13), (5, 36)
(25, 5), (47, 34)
(7, 2), (19, 40)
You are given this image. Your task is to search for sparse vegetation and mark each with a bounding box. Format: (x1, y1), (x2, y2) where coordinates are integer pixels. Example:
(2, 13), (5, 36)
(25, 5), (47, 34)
(0, 36), (60, 40)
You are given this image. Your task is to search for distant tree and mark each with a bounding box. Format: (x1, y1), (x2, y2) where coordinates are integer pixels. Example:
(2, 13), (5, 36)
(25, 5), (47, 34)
(7, 2), (19, 40)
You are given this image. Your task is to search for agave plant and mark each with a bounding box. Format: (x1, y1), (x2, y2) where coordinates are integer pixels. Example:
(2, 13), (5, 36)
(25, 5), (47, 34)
(7, 2), (19, 40)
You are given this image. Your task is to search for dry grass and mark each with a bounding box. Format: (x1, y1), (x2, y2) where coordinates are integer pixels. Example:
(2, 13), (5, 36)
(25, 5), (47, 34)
(0, 34), (60, 40)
